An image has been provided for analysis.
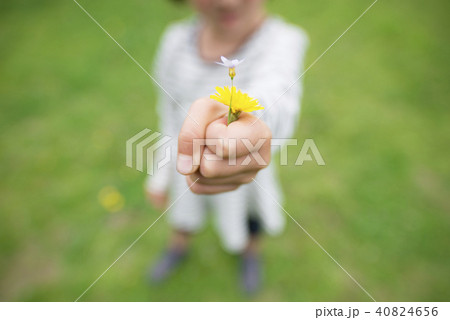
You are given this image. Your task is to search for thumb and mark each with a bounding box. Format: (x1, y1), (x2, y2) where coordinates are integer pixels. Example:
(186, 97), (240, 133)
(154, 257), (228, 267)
(177, 98), (228, 175)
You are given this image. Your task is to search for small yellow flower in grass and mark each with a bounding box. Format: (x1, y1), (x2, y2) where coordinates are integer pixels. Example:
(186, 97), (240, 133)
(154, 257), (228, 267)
(98, 186), (125, 213)
(210, 86), (264, 124)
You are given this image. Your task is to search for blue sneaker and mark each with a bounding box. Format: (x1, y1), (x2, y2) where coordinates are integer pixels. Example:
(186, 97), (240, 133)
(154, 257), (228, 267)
(241, 253), (261, 294)
(149, 249), (187, 283)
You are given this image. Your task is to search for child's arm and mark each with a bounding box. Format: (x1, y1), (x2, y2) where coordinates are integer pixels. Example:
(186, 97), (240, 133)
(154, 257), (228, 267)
(145, 27), (180, 207)
(245, 27), (309, 141)
(145, 91), (176, 210)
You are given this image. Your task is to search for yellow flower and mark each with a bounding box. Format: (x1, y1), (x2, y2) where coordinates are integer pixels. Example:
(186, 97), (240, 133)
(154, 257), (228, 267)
(210, 86), (264, 114)
(98, 186), (125, 213)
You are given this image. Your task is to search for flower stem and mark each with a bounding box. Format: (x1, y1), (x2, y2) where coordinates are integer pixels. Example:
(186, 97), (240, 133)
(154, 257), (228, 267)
(227, 110), (240, 124)
(230, 78), (234, 108)
(227, 78), (236, 125)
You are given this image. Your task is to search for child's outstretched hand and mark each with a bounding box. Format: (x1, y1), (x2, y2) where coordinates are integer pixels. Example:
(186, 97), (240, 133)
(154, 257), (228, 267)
(176, 98), (272, 194)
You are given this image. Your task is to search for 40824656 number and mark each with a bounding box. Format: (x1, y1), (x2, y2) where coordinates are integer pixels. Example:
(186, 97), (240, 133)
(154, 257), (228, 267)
(375, 306), (438, 317)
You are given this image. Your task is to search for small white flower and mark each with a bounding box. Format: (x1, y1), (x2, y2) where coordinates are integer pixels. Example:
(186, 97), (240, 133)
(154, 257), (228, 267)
(215, 56), (245, 68)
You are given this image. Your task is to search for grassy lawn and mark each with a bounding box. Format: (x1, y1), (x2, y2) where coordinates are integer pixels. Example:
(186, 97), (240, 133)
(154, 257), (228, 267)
(0, 0), (449, 301)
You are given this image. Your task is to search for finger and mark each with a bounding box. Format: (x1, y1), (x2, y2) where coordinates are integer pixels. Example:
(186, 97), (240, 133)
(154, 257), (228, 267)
(177, 98), (228, 175)
(186, 176), (239, 195)
(205, 112), (272, 159)
(189, 170), (257, 186)
(199, 146), (269, 178)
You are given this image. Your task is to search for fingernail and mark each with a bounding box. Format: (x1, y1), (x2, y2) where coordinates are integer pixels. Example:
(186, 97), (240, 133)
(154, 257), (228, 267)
(177, 154), (193, 175)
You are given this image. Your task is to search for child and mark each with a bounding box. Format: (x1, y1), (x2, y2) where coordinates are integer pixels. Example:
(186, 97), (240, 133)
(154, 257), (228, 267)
(146, 0), (308, 293)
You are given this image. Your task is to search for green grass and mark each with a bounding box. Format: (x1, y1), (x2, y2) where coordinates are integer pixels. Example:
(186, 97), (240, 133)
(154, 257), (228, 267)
(0, 0), (449, 301)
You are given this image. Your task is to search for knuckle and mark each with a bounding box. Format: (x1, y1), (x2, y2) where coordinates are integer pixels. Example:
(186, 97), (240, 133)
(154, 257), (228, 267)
(266, 126), (272, 140)
(229, 185), (240, 192)
(178, 128), (196, 145)
(220, 138), (232, 158)
(240, 176), (254, 184)
(191, 97), (210, 111)
(261, 124), (272, 141)
(254, 119), (272, 141)
(189, 182), (203, 194)
(213, 138), (226, 157)
(261, 156), (270, 167)
(199, 160), (217, 178)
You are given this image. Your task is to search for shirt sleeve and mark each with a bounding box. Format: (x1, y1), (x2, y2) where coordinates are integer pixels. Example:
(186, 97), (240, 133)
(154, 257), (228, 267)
(145, 27), (180, 193)
(245, 26), (309, 141)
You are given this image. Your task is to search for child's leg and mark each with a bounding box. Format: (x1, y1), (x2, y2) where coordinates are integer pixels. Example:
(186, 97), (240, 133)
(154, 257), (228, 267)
(149, 229), (190, 283)
(241, 214), (262, 294)
(149, 189), (206, 283)
(169, 229), (191, 252)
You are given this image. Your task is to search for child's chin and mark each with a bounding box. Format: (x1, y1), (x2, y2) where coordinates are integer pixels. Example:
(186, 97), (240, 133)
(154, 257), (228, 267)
(219, 16), (241, 30)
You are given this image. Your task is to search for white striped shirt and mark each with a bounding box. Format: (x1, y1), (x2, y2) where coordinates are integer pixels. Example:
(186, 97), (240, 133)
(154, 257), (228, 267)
(147, 16), (308, 252)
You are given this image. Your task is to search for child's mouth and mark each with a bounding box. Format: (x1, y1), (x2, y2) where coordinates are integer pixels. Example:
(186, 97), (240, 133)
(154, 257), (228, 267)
(219, 12), (239, 26)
